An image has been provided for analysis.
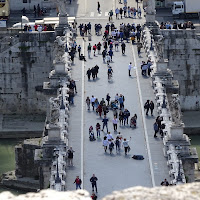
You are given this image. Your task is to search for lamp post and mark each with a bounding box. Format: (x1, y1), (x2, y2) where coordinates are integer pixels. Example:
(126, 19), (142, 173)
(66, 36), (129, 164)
(54, 148), (61, 184)
(136, 0), (139, 16)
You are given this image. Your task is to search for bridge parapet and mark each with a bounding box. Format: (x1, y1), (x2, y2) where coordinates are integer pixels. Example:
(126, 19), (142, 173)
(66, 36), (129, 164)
(142, 25), (198, 184)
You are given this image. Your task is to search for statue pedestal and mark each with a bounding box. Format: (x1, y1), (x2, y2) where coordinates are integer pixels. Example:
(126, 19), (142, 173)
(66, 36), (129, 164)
(157, 59), (168, 72)
(169, 124), (184, 140)
(56, 14), (69, 36)
(146, 14), (155, 24)
(55, 62), (66, 74)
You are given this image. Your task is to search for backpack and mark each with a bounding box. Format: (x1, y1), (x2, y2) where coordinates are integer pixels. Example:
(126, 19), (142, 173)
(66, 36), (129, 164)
(132, 155), (144, 160)
(109, 142), (114, 149)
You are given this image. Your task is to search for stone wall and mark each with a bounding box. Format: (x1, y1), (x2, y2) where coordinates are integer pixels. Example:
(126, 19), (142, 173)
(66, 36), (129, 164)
(160, 29), (200, 110)
(1, 183), (200, 200)
(0, 32), (55, 114)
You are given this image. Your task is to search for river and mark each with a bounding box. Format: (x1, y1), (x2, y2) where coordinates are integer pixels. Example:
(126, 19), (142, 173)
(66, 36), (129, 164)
(0, 139), (25, 195)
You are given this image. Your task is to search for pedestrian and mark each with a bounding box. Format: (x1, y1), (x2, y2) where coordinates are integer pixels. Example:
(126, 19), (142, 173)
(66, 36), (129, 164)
(109, 10), (113, 21)
(106, 132), (114, 140)
(108, 49), (113, 62)
(74, 176), (82, 190)
(88, 43), (92, 58)
(67, 146), (75, 166)
(144, 100), (150, 115)
(91, 67), (96, 80)
(137, 43), (142, 55)
(114, 40), (119, 51)
(115, 136), (121, 152)
(87, 22), (92, 34)
(122, 138), (131, 155)
(102, 49), (107, 62)
(97, 2), (100, 13)
(123, 5), (127, 17)
(96, 123), (101, 138)
(153, 121), (159, 138)
(138, 6), (141, 18)
(86, 96), (90, 110)
(94, 65), (99, 78)
(94, 98), (99, 109)
(112, 116), (118, 131)
(115, 7), (119, 19)
(106, 93), (111, 105)
(161, 179), (169, 186)
(91, 95), (96, 111)
(121, 42), (126, 55)
(96, 104), (102, 117)
(90, 174), (98, 193)
(93, 44), (97, 56)
(102, 103), (108, 116)
(97, 42), (101, 54)
(78, 45), (81, 58)
(103, 136), (109, 152)
(128, 62), (133, 76)
(118, 94), (124, 110)
(149, 101), (154, 116)
(119, 8), (123, 19)
(115, 93), (119, 102)
(100, 98), (106, 106)
(108, 139), (114, 154)
(124, 109), (130, 125)
(102, 115), (109, 132)
(119, 111), (124, 125)
(86, 68), (91, 80)
(91, 193), (98, 200)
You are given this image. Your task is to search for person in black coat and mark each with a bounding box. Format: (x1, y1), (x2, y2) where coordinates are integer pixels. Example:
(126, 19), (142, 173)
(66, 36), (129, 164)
(144, 100), (150, 116)
(149, 101), (154, 116)
(86, 68), (91, 80)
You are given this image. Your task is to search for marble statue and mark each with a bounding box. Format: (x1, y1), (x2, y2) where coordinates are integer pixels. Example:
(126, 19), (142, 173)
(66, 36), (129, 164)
(53, 36), (66, 63)
(156, 35), (164, 62)
(49, 97), (60, 124)
(56, 0), (68, 16)
(171, 94), (182, 125)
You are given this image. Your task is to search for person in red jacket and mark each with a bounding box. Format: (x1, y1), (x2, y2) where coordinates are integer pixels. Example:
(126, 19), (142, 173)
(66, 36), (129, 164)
(73, 176), (82, 190)
(93, 44), (97, 56)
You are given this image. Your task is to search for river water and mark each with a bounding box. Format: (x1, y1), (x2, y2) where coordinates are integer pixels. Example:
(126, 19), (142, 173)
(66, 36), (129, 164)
(0, 139), (24, 195)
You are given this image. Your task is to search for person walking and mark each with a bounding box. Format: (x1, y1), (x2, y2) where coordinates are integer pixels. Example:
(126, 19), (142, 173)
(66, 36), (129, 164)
(108, 49), (114, 62)
(108, 139), (114, 154)
(112, 116), (118, 131)
(90, 174), (98, 193)
(115, 7), (119, 19)
(102, 49), (107, 62)
(119, 111), (124, 125)
(97, 2), (100, 13)
(103, 136), (109, 152)
(115, 136), (121, 152)
(91, 95), (96, 111)
(106, 93), (111, 105)
(86, 96), (90, 110)
(93, 44), (97, 56)
(102, 115), (109, 132)
(119, 8), (123, 19)
(96, 123), (101, 138)
(124, 109), (130, 125)
(128, 62), (133, 76)
(153, 121), (159, 138)
(86, 68), (91, 80)
(97, 42), (101, 54)
(67, 147), (75, 166)
(121, 42), (126, 55)
(138, 6), (142, 18)
(78, 45), (81, 58)
(144, 100), (150, 115)
(122, 138), (131, 155)
(74, 176), (82, 190)
(149, 101), (154, 116)
(96, 104), (102, 117)
(118, 94), (124, 110)
(88, 43), (92, 58)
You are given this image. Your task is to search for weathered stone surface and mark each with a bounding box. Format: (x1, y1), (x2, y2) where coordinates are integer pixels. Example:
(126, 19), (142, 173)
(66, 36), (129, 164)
(1, 183), (200, 199)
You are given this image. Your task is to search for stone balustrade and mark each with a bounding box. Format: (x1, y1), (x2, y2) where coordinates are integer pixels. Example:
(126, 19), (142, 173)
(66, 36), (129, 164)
(142, 25), (198, 184)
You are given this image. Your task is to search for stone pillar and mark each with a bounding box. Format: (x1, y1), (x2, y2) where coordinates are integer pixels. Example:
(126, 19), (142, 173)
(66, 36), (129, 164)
(146, 0), (156, 24)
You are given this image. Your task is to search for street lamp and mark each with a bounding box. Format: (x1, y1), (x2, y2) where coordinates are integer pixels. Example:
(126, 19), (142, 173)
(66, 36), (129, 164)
(136, 0), (139, 16)
(54, 148), (61, 184)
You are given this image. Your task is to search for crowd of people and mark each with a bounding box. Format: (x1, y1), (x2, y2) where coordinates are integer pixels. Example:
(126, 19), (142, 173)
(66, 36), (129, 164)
(160, 21), (195, 30)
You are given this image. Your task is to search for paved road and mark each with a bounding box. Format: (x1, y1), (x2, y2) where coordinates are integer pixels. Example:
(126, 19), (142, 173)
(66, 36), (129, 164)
(66, 0), (170, 198)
